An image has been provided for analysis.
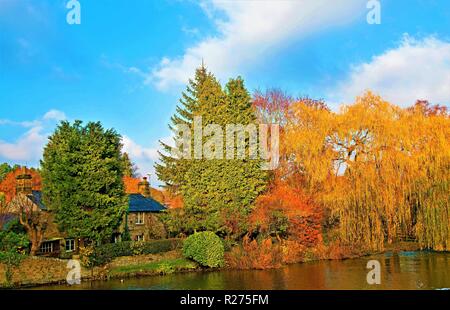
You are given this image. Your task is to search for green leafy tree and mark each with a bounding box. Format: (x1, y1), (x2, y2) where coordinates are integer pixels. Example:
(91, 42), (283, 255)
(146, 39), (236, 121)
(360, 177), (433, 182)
(0, 229), (29, 286)
(156, 67), (267, 235)
(41, 121), (127, 243)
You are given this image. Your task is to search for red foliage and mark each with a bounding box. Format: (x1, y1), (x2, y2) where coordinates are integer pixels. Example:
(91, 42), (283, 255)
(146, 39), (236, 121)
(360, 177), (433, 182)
(409, 100), (448, 117)
(289, 214), (322, 247)
(0, 167), (41, 204)
(252, 88), (293, 125)
(252, 89), (329, 126)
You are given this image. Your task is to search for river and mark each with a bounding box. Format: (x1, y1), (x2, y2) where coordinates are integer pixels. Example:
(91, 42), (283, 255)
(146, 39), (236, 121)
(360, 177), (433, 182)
(32, 251), (450, 290)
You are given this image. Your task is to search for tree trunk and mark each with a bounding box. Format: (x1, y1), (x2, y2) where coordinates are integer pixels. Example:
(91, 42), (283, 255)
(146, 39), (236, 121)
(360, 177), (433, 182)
(30, 242), (40, 256)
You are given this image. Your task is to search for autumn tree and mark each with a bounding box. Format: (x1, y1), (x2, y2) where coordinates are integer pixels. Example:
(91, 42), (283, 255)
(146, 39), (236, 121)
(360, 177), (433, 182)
(252, 88), (294, 127)
(41, 121), (127, 243)
(0, 167), (41, 204)
(283, 92), (450, 251)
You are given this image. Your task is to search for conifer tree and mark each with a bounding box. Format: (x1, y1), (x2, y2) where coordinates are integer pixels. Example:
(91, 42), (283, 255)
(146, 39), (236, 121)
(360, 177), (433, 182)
(156, 67), (267, 236)
(121, 152), (138, 178)
(41, 121), (127, 243)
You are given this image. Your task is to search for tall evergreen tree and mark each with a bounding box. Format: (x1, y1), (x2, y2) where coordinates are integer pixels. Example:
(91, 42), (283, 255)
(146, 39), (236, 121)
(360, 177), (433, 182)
(41, 121), (127, 243)
(121, 152), (138, 178)
(156, 67), (267, 236)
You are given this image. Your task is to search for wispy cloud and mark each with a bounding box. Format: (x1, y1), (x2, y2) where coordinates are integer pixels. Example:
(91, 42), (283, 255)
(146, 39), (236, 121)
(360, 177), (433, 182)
(328, 35), (450, 107)
(149, 0), (365, 90)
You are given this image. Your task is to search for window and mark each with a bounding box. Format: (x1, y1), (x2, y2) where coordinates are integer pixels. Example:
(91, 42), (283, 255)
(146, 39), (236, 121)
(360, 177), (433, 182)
(65, 239), (75, 252)
(40, 242), (53, 253)
(136, 234), (144, 242)
(136, 212), (145, 225)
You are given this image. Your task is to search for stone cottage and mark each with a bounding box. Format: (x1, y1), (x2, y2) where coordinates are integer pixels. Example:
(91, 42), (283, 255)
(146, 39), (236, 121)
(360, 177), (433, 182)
(2, 167), (166, 257)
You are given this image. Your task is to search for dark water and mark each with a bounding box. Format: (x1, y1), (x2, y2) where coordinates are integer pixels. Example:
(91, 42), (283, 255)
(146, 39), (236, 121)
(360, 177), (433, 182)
(33, 251), (450, 290)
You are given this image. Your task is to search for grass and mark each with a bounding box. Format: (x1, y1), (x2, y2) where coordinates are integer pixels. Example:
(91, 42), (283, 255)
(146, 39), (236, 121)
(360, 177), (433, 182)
(109, 258), (198, 276)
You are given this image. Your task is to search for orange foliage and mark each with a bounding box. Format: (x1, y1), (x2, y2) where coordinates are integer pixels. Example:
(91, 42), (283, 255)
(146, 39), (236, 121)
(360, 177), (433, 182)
(161, 191), (184, 209)
(254, 179), (314, 218)
(225, 236), (283, 269)
(122, 176), (165, 203)
(280, 240), (306, 264)
(0, 167), (41, 204)
(123, 176), (140, 193)
(250, 179), (322, 246)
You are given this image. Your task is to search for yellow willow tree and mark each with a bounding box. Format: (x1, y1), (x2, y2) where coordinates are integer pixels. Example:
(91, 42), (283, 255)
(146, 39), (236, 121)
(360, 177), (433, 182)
(405, 102), (450, 251)
(284, 92), (449, 251)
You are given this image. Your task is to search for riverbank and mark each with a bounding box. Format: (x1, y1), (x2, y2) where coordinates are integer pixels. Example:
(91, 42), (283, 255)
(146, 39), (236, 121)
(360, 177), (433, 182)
(27, 250), (450, 290)
(1, 241), (423, 288)
(0, 250), (201, 288)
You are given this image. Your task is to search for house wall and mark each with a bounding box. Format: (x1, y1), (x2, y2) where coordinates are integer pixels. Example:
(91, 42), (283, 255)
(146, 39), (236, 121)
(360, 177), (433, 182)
(127, 212), (166, 241)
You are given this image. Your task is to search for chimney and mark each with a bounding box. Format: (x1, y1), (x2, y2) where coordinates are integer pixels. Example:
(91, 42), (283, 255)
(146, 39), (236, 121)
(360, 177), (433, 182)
(16, 166), (32, 196)
(138, 176), (151, 197)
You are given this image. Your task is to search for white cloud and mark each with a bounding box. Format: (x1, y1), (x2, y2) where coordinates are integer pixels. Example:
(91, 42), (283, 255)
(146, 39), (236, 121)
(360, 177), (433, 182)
(121, 134), (175, 185)
(0, 125), (46, 162)
(43, 109), (67, 121)
(329, 35), (450, 107)
(122, 135), (159, 162)
(0, 109), (66, 164)
(151, 0), (365, 90)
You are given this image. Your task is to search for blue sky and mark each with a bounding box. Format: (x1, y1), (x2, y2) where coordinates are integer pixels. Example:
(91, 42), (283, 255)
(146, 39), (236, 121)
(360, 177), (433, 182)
(1, 0), (450, 186)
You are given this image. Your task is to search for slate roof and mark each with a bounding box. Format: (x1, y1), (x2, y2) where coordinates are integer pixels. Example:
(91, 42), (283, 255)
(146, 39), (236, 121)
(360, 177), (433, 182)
(19, 191), (166, 213)
(128, 193), (166, 212)
(29, 190), (46, 210)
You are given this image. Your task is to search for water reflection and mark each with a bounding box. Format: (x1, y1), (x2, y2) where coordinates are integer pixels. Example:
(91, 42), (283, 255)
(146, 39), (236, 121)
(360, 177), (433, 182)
(31, 252), (450, 290)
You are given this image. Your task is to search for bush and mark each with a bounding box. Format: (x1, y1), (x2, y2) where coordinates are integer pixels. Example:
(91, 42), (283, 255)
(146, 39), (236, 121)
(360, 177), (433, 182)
(132, 239), (182, 255)
(182, 232), (224, 268)
(83, 239), (183, 267)
(0, 230), (30, 286)
(225, 236), (283, 269)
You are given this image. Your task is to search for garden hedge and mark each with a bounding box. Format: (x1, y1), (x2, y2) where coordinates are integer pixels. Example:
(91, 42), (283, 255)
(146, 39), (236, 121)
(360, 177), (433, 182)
(86, 238), (183, 266)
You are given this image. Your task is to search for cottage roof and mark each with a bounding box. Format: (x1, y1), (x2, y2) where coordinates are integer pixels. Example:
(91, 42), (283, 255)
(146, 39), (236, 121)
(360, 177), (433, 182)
(128, 193), (166, 212)
(7, 190), (166, 214)
(29, 191), (46, 210)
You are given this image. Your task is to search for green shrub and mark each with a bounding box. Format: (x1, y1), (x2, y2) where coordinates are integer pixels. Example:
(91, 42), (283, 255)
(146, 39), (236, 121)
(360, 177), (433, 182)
(140, 238), (182, 254)
(85, 239), (183, 267)
(182, 232), (224, 268)
(0, 230), (29, 286)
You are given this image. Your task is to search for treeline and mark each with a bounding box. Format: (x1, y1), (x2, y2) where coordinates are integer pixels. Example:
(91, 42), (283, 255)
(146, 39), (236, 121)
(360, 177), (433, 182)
(157, 66), (449, 257)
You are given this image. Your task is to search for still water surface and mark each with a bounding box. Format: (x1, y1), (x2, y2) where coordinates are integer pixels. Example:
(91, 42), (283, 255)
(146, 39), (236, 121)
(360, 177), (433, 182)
(34, 251), (450, 290)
